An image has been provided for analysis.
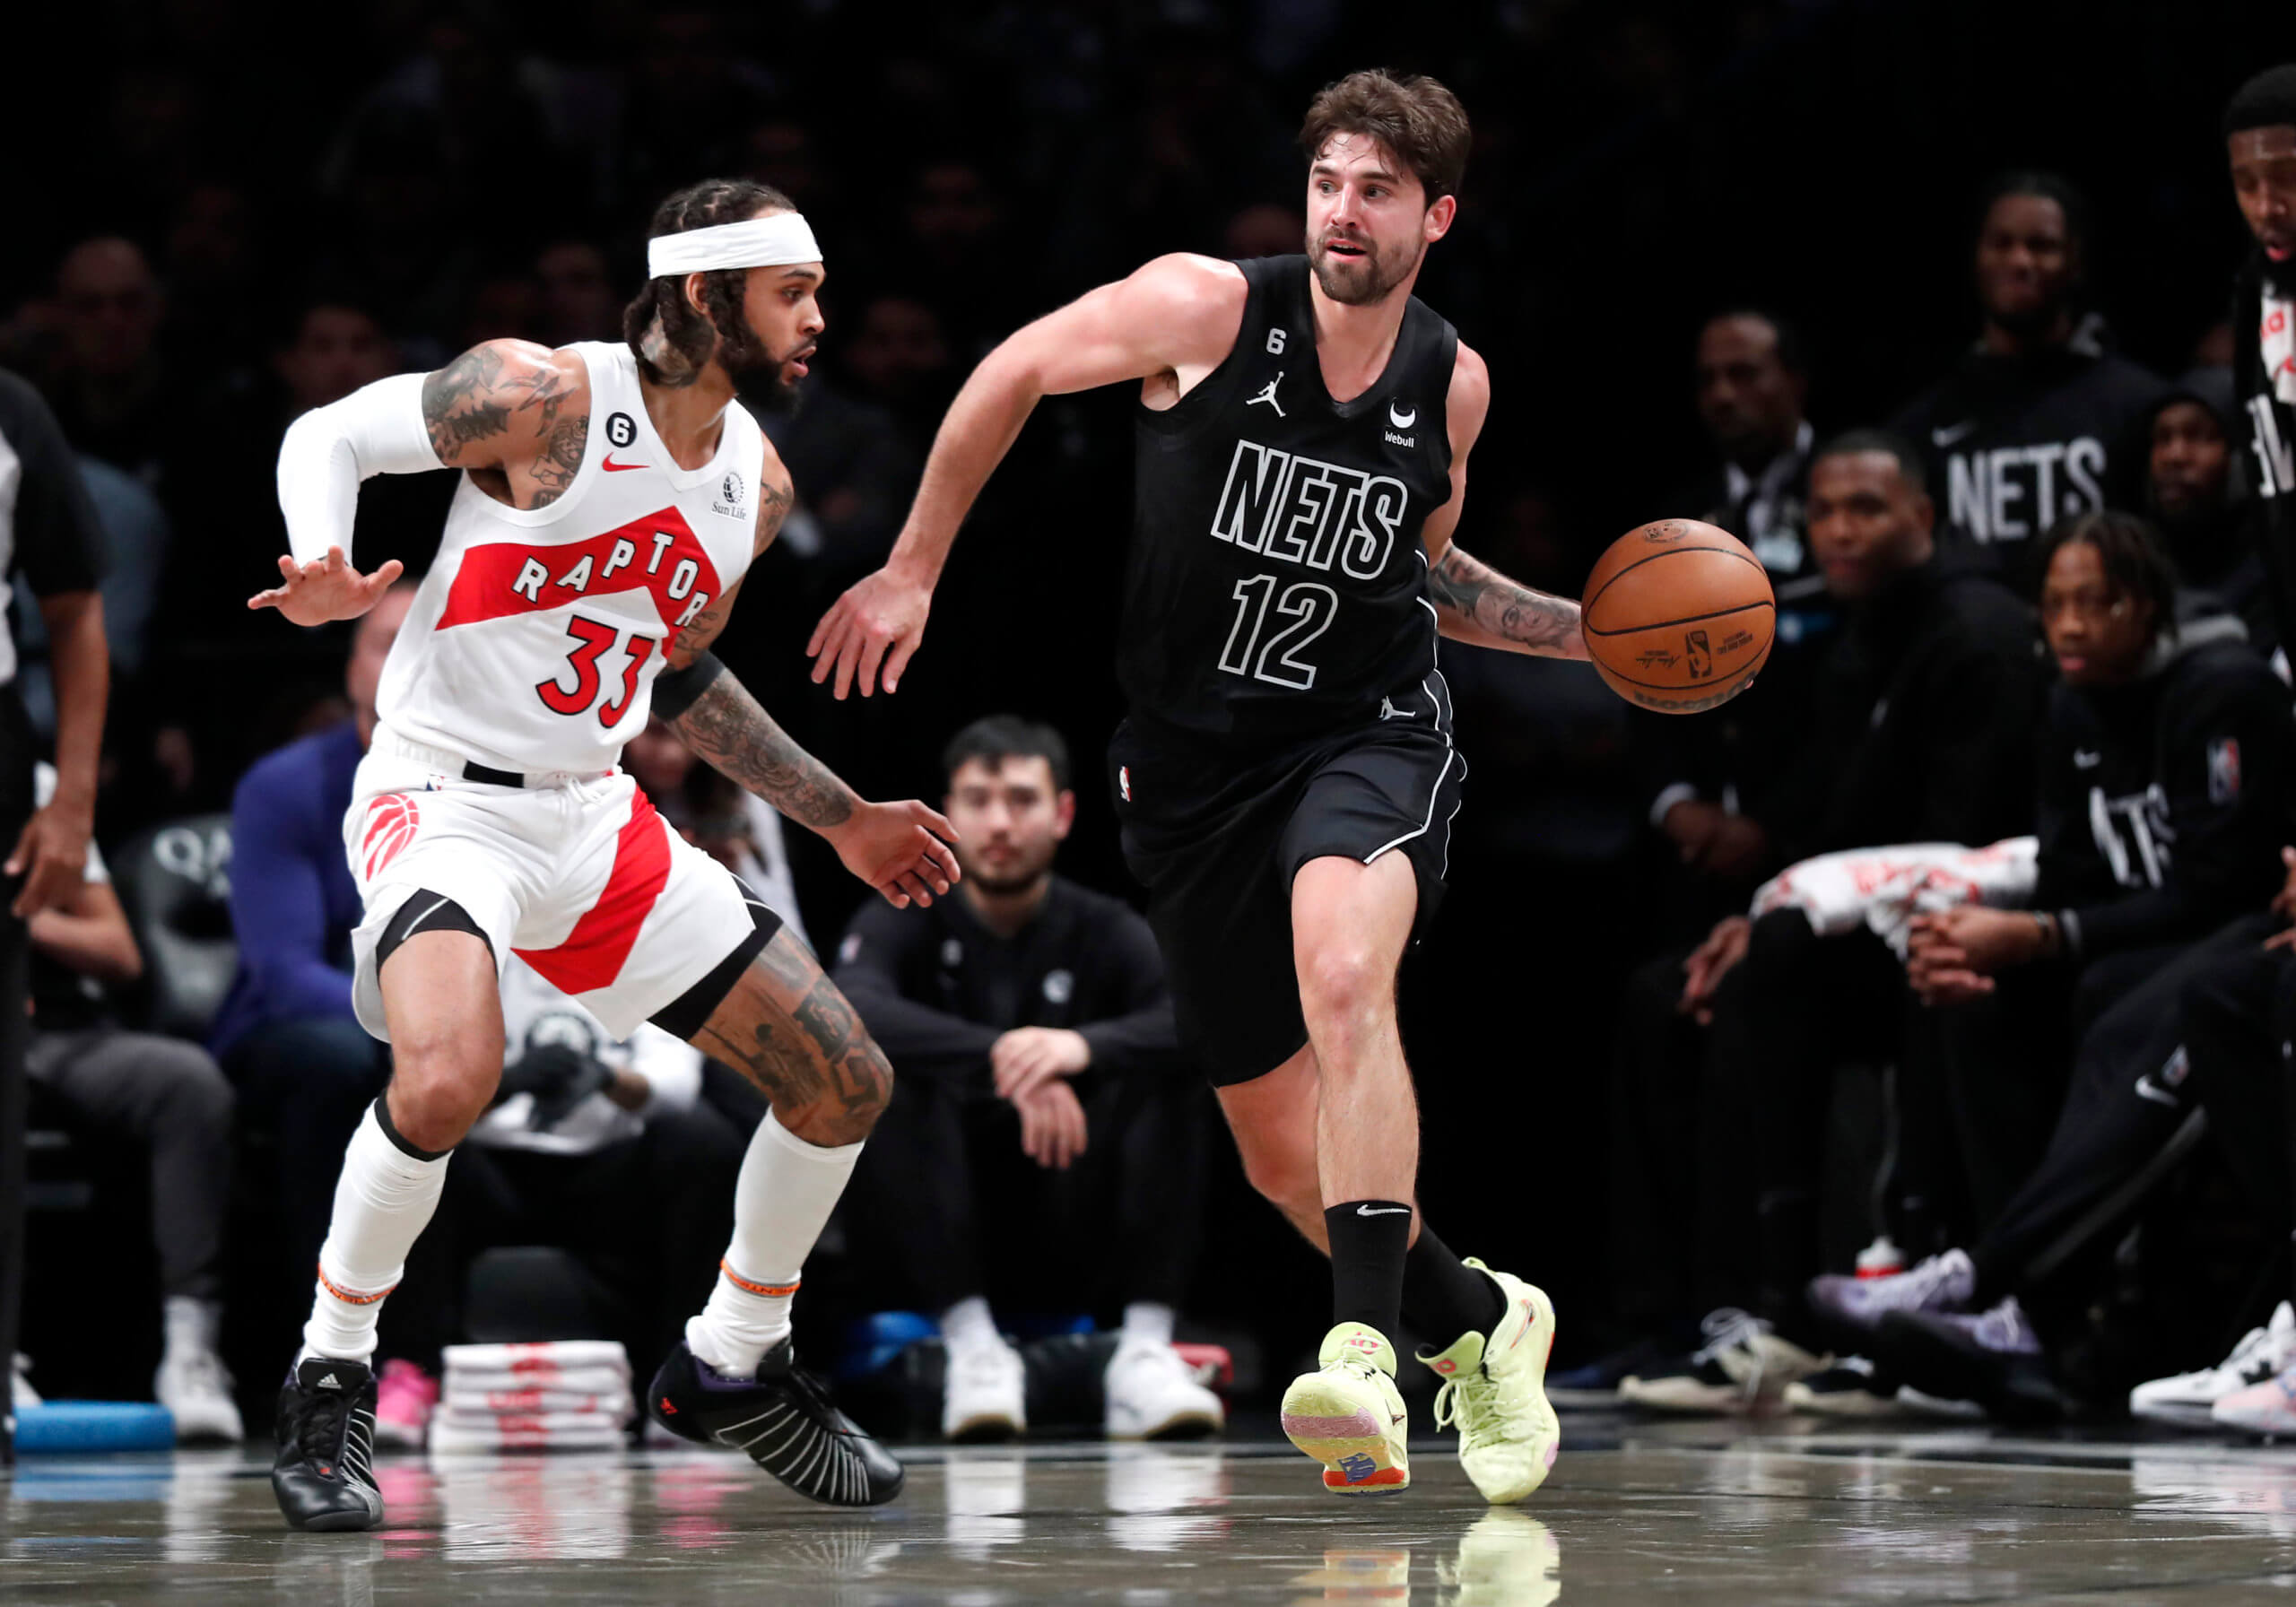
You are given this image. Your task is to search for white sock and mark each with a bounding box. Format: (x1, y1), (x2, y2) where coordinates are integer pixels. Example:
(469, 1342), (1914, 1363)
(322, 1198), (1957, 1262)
(942, 1295), (1001, 1354)
(1120, 1302), (1175, 1349)
(163, 1296), (222, 1363)
(684, 1109), (861, 1378)
(300, 1102), (451, 1365)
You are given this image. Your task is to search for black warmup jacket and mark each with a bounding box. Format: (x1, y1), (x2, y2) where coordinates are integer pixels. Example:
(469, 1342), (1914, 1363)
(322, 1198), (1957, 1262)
(2235, 256), (2296, 647)
(1892, 334), (2168, 595)
(2034, 618), (2296, 960)
(832, 873), (1187, 1089)
(1778, 549), (2048, 864)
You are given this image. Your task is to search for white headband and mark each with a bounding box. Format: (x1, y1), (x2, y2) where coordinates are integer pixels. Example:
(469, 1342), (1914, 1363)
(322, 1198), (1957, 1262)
(647, 213), (822, 278)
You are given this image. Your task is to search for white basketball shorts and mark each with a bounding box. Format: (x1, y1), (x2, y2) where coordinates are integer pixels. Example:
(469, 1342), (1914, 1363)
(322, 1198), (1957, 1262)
(343, 726), (776, 1041)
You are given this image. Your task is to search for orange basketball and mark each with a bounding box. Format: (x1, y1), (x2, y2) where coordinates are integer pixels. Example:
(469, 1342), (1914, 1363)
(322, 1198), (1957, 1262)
(1580, 519), (1775, 714)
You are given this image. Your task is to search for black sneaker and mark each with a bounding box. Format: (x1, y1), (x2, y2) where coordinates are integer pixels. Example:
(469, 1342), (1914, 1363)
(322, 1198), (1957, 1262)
(1874, 1297), (2065, 1425)
(649, 1340), (905, 1507)
(271, 1358), (384, 1532)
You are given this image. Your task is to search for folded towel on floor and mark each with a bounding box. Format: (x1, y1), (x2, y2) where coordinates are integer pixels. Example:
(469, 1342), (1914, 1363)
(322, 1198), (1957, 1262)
(440, 1341), (631, 1378)
(436, 1385), (633, 1418)
(428, 1416), (627, 1454)
(435, 1406), (632, 1434)
(440, 1365), (632, 1398)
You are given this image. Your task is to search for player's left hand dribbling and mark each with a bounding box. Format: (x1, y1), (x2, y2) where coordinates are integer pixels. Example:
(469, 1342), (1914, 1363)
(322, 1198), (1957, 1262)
(831, 798), (961, 908)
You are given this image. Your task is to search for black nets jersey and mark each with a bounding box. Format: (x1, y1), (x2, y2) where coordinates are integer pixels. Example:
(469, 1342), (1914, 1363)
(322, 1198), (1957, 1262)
(1118, 254), (1459, 751)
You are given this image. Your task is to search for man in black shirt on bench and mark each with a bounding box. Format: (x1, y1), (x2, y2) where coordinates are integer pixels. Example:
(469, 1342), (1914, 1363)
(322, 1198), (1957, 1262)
(835, 715), (1220, 1441)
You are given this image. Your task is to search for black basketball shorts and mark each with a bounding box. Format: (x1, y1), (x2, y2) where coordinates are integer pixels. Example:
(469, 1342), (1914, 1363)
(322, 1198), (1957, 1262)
(1108, 709), (1466, 1088)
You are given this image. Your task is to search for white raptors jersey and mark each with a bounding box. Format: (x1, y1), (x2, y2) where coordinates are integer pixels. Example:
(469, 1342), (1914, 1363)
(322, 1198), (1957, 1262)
(376, 342), (768, 777)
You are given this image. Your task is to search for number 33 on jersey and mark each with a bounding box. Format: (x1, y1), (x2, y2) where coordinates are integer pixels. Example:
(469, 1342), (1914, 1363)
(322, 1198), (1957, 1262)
(377, 342), (768, 777)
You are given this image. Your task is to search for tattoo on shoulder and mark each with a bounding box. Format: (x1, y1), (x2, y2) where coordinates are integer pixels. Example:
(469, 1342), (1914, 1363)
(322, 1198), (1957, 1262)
(530, 413), (588, 507)
(422, 345), (585, 479)
(754, 475), (793, 554)
(422, 346), (512, 458)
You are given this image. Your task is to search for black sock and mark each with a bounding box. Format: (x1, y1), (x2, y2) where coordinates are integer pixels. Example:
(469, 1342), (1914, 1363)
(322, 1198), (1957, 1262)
(1402, 1226), (1507, 1345)
(1326, 1201), (1413, 1341)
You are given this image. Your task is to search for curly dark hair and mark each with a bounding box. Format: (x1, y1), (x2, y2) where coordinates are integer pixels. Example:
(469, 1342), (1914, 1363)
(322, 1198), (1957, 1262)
(622, 178), (796, 387)
(2036, 509), (2181, 646)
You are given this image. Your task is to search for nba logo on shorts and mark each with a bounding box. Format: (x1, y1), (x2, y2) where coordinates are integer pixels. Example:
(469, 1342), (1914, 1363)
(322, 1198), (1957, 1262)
(361, 794), (421, 880)
(1119, 765), (1132, 802)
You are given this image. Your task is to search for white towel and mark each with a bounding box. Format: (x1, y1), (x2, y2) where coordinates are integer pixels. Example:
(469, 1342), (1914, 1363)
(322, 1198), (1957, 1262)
(429, 1417), (627, 1454)
(2266, 290), (2296, 409)
(1752, 838), (2039, 957)
(440, 1341), (631, 1377)
(436, 1406), (631, 1434)
(437, 1385), (634, 1419)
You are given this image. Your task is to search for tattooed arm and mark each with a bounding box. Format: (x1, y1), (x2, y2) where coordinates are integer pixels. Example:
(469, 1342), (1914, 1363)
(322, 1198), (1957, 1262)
(665, 450), (962, 908)
(257, 340), (589, 624)
(419, 340), (590, 510)
(1418, 343), (1590, 662)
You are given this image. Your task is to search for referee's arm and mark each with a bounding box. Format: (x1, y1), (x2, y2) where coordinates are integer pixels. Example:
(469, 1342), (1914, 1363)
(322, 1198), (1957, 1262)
(0, 374), (106, 917)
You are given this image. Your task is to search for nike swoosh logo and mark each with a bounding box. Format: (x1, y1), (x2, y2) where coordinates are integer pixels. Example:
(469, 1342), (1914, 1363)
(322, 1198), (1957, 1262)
(1389, 1412), (1405, 1425)
(602, 455), (648, 472)
(1931, 421), (1979, 447)
(1355, 1204), (1413, 1217)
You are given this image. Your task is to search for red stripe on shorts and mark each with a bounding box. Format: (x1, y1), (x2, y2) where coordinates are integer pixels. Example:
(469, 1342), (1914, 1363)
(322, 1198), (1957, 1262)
(514, 788), (672, 996)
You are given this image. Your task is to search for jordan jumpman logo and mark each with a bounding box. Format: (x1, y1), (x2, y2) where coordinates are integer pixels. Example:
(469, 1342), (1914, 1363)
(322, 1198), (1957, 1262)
(1247, 372), (1285, 416)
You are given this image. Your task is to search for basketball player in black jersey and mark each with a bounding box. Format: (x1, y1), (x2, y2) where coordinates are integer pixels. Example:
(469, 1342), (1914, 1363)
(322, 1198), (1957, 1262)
(811, 70), (1585, 1501)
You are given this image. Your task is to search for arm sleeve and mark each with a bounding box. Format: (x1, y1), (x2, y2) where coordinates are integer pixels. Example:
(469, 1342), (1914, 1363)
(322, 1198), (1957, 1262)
(226, 761), (358, 1023)
(831, 904), (1001, 1081)
(0, 373), (106, 596)
(275, 373), (443, 565)
(2067, 672), (2296, 957)
(1074, 907), (1191, 1078)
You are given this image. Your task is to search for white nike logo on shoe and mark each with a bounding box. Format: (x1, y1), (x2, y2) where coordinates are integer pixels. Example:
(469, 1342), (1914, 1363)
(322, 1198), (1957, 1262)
(1355, 1204), (1412, 1217)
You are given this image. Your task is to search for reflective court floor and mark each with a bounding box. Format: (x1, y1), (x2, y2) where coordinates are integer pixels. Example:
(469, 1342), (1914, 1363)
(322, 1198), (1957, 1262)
(15, 1417), (2296, 1603)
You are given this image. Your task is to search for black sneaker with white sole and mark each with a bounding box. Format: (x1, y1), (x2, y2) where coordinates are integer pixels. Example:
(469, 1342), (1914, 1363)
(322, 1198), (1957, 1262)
(648, 1340), (905, 1507)
(271, 1357), (383, 1532)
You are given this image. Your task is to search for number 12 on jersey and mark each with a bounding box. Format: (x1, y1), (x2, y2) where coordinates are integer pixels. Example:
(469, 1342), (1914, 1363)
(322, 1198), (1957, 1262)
(1219, 574), (1336, 690)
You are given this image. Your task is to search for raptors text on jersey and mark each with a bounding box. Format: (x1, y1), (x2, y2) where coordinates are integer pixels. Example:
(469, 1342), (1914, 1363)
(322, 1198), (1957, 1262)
(376, 343), (767, 776)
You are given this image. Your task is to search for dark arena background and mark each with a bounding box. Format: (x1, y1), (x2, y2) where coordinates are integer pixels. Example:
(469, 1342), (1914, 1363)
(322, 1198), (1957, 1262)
(6, 1), (2296, 1601)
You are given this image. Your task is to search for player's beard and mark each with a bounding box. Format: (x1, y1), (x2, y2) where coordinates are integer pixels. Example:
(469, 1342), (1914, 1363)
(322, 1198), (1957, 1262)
(1309, 231), (1422, 306)
(717, 314), (811, 417)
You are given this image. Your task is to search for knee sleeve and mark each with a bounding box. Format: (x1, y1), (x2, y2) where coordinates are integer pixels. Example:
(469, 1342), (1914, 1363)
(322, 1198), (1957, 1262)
(375, 888), (494, 973)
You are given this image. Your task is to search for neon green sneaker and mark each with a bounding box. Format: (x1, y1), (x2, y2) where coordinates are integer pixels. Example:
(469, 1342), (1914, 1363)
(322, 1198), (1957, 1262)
(1421, 1260), (1560, 1503)
(1280, 1322), (1410, 1495)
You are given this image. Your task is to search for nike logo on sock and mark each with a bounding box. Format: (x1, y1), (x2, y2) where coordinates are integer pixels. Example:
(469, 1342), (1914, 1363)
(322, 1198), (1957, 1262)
(1355, 1204), (1412, 1216)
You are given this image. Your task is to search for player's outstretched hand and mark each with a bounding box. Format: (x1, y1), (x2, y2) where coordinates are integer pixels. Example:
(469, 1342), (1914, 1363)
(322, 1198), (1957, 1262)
(806, 566), (931, 700)
(248, 546), (405, 626)
(829, 798), (961, 909)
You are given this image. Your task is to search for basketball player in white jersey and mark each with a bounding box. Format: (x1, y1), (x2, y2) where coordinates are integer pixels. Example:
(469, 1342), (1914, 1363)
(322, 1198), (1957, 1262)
(251, 179), (951, 1529)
